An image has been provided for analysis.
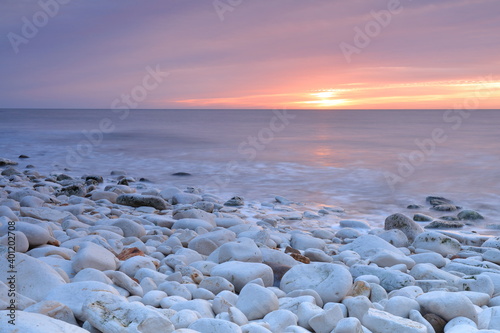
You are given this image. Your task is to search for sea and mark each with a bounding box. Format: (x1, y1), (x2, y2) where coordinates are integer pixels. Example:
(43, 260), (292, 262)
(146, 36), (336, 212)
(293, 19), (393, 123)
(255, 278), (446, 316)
(1, 109), (499, 232)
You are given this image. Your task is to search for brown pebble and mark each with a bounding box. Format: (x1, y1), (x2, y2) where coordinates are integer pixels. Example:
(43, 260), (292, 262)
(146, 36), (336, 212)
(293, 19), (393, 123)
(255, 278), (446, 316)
(424, 313), (446, 333)
(290, 252), (310, 264)
(285, 246), (301, 254)
(117, 247), (145, 261)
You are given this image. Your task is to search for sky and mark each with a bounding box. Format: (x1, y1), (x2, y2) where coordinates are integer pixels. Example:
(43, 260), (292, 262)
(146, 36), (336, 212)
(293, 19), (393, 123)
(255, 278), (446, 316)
(0, 0), (499, 109)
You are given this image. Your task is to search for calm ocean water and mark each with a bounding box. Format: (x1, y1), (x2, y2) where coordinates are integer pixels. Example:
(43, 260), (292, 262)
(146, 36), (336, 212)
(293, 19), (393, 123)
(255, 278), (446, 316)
(1, 109), (499, 228)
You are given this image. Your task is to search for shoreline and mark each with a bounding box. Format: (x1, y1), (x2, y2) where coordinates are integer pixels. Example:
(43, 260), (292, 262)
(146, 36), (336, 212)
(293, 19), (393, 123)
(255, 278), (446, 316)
(1, 158), (500, 332)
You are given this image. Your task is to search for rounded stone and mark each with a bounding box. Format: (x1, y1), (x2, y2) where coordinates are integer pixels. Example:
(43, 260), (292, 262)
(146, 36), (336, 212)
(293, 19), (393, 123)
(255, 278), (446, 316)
(280, 263), (352, 303)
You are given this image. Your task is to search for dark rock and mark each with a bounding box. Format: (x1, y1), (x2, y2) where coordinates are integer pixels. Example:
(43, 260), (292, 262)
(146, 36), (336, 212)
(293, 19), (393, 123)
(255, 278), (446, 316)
(139, 178), (151, 182)
(224, 196), (244, 207)
(26, 165), (35, 169)
(425, 220), (464, 229)
(84, 175), (104, 183)
(58, 184), (87, 197)
(0, 158), (18, 166)
(457, 210), (484, 221)
(172, 172), (192, 177)
(56, 174), (73, 181)
(18, 155), (29, 159)
(116, 194), (168, 210)
(431, 204), (461, 212)
(118, 178), (129, 186)
(407, 204), (423, 209)
(426, 196), (453, 206)
(423, 313), (446, 333)
(438, 216), (458, 221)
(85, 179), (99, 186)
(385, 213), (424, 242)
(1, 167), (20, 176)
(413, 213), (433, 222)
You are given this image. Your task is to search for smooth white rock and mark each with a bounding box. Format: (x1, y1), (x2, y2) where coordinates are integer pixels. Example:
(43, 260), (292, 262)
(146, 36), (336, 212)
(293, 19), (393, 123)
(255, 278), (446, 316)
(263, 309), (298, 333)
(445, 317), (477, 331)
(335, 317), (364, 333)
(290, 232), (326, 250)
(350, 264), (415, 292)
(0, 280), (36, 310)
(218, 238), (262, 263)
(410, 263), (461, 285)
(343, 296), (374, 320)
(0, 206), (18, 221)
(410, 253), (447, 268)
(296, 302), (323, 330)
(459, 275), (494, 297)
(369, 249), (415, 269)
(241, 323), (273, 333)
(478, 306), (500, 330)
(83, 292), (175, 333)
(212, 291), (238, 315)
(416, 291), (478, 323)
(44, 281), (121, 319)
(189, 318), (242, 333)
(199, 276), (235, 294)
(384, 296), (420, 318)
(0, 310), (88, 333)
(73, 267), (113, 284)
(340, 235), (406, 259)
(173, 218), (215, 231)
(378, 229), (409, 248)
(171, 309), (202, 329)
(0, 251), (66, 301)
(20, 207), (73, 222)
(340, 219), (371, 229)
(0, 230), (29, 253)
(309, 305), (344, 333)
(143, 290), (169, 307)
(412, 232), (461, 257)
(0, 221), (55, 247)
(158, 281), (192, 300)
(279, 295), (317, 314)
(110, 218), (146, 238)
(72, 241), (118, 272)
(236, 283), (279, 320)
(105, 270), (143, 296)
(362, 308), (427, 333)
(287, 289), (324, 307)
(170, 299), (215, 318)
(482, 237), (500, 250)
(211, 261), (274, 292)
(409, 309), (435, 333)
(280, 263), (352, 303)
(225, 306), (249, 326)
(24, 300), (78, 325)
(119, 255), (157, 278)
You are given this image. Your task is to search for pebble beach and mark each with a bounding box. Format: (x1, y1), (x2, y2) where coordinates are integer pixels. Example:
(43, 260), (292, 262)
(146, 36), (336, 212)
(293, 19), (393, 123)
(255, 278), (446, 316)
(1, 155), (500, 333)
